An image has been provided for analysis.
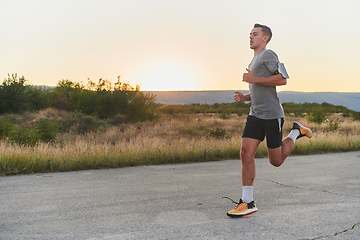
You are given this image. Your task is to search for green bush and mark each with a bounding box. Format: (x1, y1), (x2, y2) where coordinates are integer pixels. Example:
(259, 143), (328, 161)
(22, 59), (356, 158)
(36, 119), (59, 142)
(9, 127), (40, 146)
(0, 74), (156, 123)
(157, 102), (251, 115)
(181, 125), (206, 136)
(0, 74), (48, 114)
(75, 115), (107, 134)
(326, 118), (341, 131)
(351, 111), (360, 120)
(236, 109), (247, 117)
(57, 112), (108, 134)
(208, 127), (229, 139)
(108, 114), (126, 125)
(309, 109), (327, 124)
(0, 118), (15, 138)
(219, 109), (231, 119)
(8, 120), (60, 146)
(48, 77), (156, 122)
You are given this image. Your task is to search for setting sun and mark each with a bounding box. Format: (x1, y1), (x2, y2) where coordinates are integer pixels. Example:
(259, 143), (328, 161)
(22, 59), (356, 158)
(1, 1), (359, 92)
(135, 60), (198, 91)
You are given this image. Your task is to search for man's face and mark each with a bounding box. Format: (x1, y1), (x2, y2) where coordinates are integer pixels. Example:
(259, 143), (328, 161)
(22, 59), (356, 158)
(249, 27), (267, 50)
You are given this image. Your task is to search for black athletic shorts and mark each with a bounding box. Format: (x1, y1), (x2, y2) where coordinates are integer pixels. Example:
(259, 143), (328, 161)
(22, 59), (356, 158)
(242, 115), (284, 149)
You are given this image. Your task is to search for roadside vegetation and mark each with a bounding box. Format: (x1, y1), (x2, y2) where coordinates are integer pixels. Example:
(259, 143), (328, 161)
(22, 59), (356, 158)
(0, 74), (360, 176)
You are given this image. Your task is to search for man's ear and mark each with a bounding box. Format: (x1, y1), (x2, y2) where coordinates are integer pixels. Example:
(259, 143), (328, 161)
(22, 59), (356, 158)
(263, 35), (269, 42)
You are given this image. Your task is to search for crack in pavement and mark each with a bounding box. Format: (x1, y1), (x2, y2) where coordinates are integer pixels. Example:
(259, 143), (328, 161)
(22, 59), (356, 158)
(260, 179), (360, 239)
(259, 179), (360, 199)
(305, 222), (360, 240)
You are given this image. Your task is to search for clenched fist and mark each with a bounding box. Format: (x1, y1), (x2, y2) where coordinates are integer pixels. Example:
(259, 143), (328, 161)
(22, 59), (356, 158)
(234, 91), (245, 104)
(242, 68), (257, 83)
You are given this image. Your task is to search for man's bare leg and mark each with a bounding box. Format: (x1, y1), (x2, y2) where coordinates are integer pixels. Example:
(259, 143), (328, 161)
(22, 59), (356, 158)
(226, 137), (260, 217)
(268, 120), (313, 167)
(227, 121), (312, 217)
(240, 137), (261, 186)
(267, 138), (294, 167)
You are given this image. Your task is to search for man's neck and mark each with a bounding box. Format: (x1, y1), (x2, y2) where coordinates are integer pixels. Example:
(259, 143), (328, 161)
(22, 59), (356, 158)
(253, 45), (266, 56)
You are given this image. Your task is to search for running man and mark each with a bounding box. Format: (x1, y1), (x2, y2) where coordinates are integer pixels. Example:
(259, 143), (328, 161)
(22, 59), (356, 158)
(227, 24), (312, 217)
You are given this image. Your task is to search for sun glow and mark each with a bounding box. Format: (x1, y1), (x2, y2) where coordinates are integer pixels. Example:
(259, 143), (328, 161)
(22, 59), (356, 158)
(135, 60), (198, 91)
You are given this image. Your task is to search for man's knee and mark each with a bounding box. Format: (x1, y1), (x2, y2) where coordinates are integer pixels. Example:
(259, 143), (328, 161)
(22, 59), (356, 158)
(240, 147), (254, 164)
(269, 157), (282, 167)
(268, 149), (284, 167)
(240, 137), (261, 164)
(268, 147), (284, 167)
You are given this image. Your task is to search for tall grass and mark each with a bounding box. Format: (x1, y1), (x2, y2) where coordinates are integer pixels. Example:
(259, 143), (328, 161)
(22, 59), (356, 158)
(1, 112), (360, 176)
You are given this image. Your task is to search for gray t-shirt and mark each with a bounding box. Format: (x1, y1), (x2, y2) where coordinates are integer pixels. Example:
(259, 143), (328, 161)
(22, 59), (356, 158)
(248, 49), (285, 119)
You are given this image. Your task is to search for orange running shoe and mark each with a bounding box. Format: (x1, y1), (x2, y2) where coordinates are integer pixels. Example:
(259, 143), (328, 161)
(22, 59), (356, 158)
(227, 199), (258, 217)
(291, 120), (312, 139)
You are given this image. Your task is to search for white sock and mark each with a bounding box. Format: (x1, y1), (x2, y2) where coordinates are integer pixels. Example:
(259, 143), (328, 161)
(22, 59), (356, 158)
(242, 186), (253, 203)
(286, 129), (300, 144)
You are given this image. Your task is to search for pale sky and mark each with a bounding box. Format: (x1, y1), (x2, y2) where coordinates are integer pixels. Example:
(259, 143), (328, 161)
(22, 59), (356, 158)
(1, 0), (359, 91)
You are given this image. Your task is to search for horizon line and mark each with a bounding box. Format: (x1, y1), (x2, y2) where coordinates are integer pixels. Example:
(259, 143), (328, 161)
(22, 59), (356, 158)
(142, 90), (360, 93)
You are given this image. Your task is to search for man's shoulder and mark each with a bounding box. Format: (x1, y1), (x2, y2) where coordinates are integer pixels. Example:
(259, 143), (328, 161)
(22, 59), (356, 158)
(261, 49), (279, 62)
(263, 49), (278, 57)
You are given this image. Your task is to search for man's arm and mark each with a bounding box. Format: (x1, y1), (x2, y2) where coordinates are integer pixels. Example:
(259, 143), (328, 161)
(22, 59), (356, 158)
(242, 68), (287, 86)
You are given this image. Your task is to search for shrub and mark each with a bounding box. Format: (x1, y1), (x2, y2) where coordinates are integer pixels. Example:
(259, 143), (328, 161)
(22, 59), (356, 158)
(326, 118), (341, 131)
(7, 119), (59, 146)
(351, 111), (360, 120)
(36, 119), (59, 142)
(57, 112), (108, 134)
(0, 74), (48, 114)
(48, 77), (156, 122)
(181, 125), (206, 136)
(9, 127), (40, 146)
(236, 109), (247, 117)
(208, 127), (229, 139)
(219, 109), (231, 119)
(108, 114), (127, 125)
(76, 115), (107, 134)
(309, 109), (326, 124)
(0, 118), (15, 138)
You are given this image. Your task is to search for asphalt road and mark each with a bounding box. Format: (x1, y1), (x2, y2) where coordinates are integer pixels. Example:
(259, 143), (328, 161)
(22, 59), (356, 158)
(1, 151), (360, 239)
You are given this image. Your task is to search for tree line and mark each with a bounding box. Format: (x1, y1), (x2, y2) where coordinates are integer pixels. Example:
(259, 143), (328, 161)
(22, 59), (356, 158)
(1, 73), (359, 124)
(0, 74), (156, 122)
(157, 100), (360, 122)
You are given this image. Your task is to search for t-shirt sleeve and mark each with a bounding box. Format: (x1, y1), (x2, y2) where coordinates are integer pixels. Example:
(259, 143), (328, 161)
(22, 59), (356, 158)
(262, 50), (279, 73)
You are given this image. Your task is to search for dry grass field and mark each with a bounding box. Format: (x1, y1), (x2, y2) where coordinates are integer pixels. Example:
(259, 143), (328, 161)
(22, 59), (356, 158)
(1, 109), (360, 175)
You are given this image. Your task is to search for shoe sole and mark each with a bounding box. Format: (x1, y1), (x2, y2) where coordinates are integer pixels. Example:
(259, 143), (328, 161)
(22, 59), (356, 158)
(292, 121), (312, 138)
(227, 208), (258, 217)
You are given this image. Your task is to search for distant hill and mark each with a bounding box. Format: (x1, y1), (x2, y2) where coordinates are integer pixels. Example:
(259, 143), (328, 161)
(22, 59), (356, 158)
(145, 91), (360, 112)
